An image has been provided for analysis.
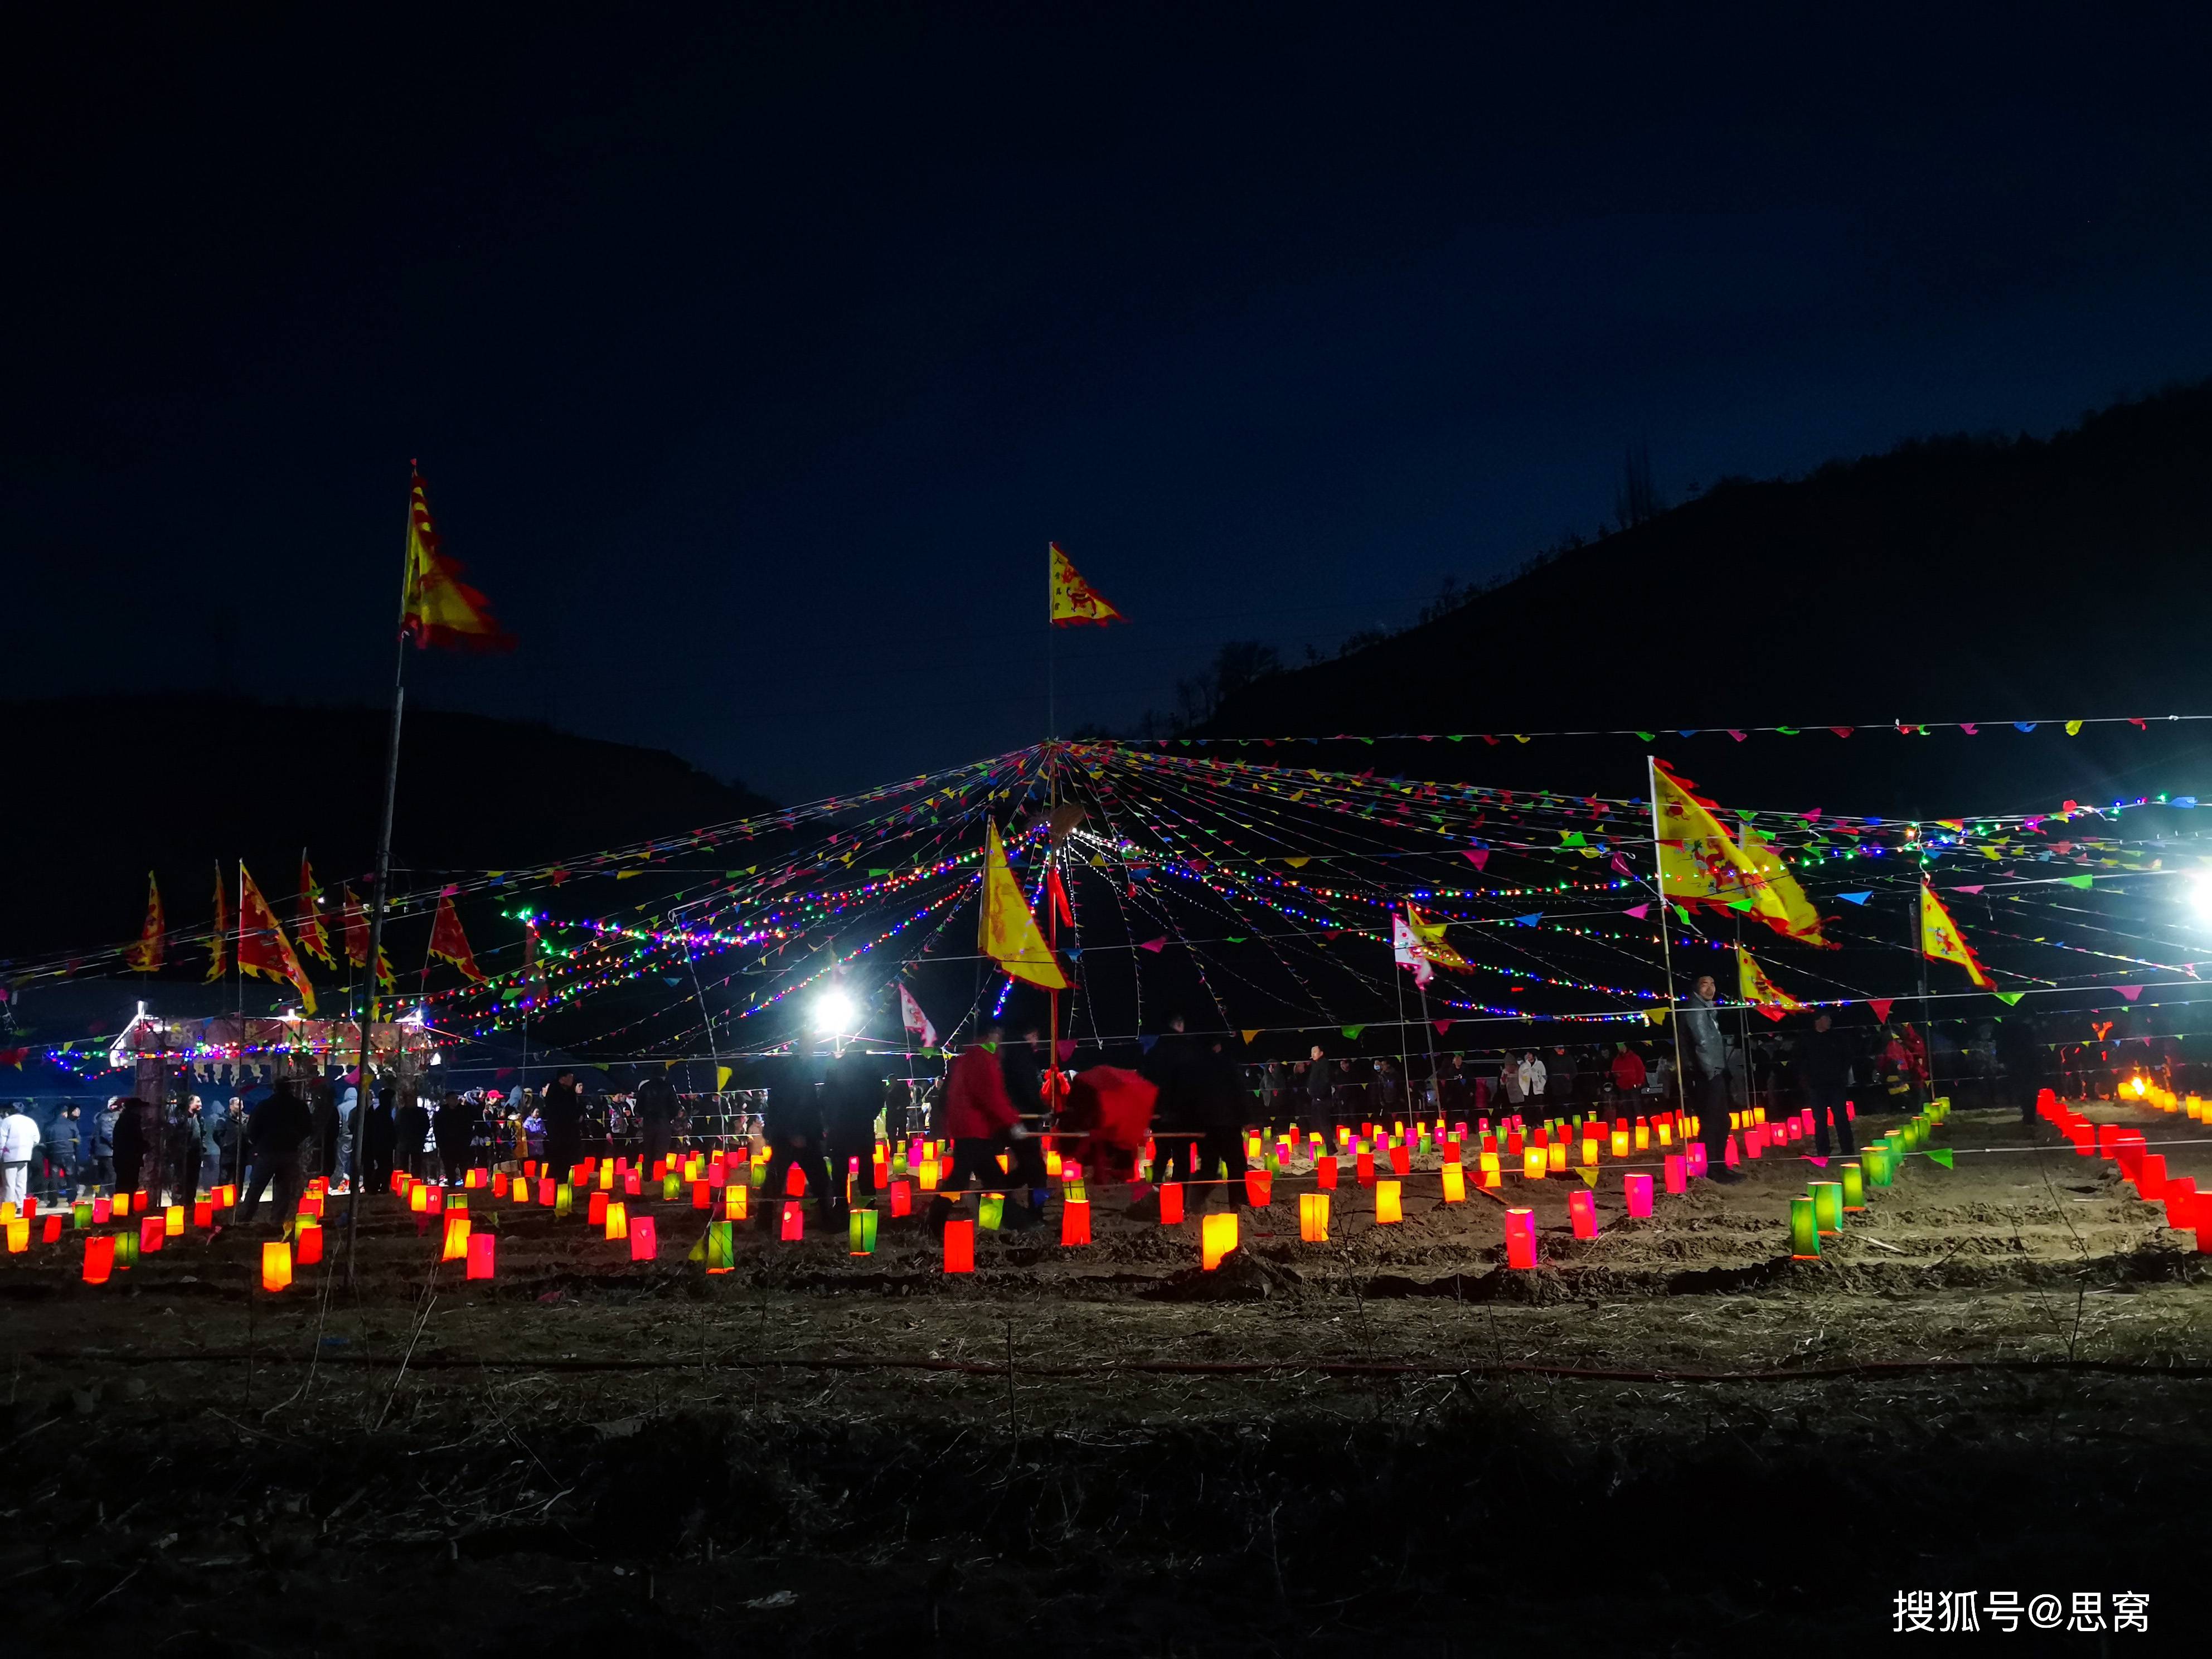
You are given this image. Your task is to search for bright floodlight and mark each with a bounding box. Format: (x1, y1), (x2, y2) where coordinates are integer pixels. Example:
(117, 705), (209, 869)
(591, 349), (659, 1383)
(2192, 873), (2212, 923)
(812, 987), (857, 1035)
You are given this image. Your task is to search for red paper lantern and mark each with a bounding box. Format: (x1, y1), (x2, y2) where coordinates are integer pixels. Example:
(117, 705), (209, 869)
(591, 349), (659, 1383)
(1157, 1182), (1185, 1225)
(943, 1218), (975, 1273)
(629, 1216), (658, 1262)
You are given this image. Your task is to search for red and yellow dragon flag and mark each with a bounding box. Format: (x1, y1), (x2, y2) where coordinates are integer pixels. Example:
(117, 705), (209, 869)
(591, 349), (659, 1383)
(297, 853), (334, 968)
(978, 821), (1068, 990)
(1049, 542), (1126, 627)
(238, 864), (318, 1013)
(1920, 882), (1994, 989)
(204, 861), (229, 982)
(1651, 760), (1828, 946)
(123, 872), (164, 972)
(1736, 944), (1807, 1021)
(341, 885), (396, 987)
(428, 892), (487, 983)
(404, 465), (514, 651)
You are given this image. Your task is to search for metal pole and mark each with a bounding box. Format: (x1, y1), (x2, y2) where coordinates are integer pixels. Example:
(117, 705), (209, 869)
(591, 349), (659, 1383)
(1648, 757), (1692, 1126)
(342, 481), (414, 1286)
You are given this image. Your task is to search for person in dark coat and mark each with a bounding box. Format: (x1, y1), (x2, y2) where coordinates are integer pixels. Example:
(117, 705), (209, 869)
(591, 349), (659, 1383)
(194, 1099), (227, 1194)
(110, 1095), (151, 1197)
(758, 1055), (833, 1232)
(1798, 1011), (1855, 1157)
(432, 1093), (473, 1186)
(43, 1103), (81, 1200)
(239, 1079), (314, 1228)
(1187, 1038), (1252, 1212)
(309, 1080), (339, 1183)
(1995, 1014), (2044, 1127)
(176, 1097), (208, 1199)
(819, 1049), (885, 1223)
(1305, 1045), (1337, 1128)
(540, 1071), (583, 1182)
(359, 1075), (397, 1194)
(634, 1071), (680, 1170)
(1141, 1015), (1207, 1190)
(395, 1091), (433, 1179)
(88, 1099), (119, 1194)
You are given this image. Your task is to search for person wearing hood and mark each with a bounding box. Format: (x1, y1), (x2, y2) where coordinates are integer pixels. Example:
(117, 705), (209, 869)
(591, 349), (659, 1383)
(88, 1099), (119, 1194)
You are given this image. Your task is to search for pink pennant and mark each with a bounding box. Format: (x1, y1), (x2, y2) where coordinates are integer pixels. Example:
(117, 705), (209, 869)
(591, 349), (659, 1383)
(1727, 729), (1747, 741)
(1623, 904), (1650, 919)
(1959, 722), (1978, 735)
(1801, 808), (1822, 821)
(1802, 1154), (1828, 1167)
(1462, 849), (1490, 870)
(1867, 998), (1894, 1022)
(1434, 1019), (1452, 1035)
(1057, 1038), (1079, 1063)
(2114, 985), (2142, 1001)
(1137, 937), (1167, 953)
(1609, 853), (1633, 875)
(1954, 885), (1984, 895)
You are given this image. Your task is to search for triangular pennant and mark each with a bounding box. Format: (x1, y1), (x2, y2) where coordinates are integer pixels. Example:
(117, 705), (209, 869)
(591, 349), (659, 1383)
(1924, 1147), (1954, 1169)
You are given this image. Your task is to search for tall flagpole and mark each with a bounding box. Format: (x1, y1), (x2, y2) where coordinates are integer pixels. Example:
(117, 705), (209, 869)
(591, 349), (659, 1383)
(1647, 756), (1691, 1129)
(342, 473), (415, 1286)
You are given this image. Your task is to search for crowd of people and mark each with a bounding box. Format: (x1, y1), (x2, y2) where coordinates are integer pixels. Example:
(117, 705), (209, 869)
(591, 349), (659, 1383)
(0, 996), (2175, 1222)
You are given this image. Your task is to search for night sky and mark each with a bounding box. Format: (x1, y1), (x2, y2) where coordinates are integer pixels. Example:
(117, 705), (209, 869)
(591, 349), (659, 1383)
(12, 6), (2212, 806)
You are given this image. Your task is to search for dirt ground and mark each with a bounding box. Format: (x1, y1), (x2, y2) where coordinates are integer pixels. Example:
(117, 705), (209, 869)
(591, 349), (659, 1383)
(4, 1098), (2208, 1655)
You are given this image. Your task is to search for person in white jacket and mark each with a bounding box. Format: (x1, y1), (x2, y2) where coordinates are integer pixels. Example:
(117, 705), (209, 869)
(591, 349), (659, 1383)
(0, 1103), (41, 1208)
(1517, 1052), (1548, 1107)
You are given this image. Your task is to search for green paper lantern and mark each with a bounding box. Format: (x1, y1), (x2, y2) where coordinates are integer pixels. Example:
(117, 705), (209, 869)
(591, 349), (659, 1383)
(1865, 1145), (1893, 1186)
(1841, 1161), (1865, 1210)
(979, 1194), (1005, 1230)
(848, 1208), (879, 1255)
(554, 1182), (574, 1218)
(114, 1229), (139, 1269)
(662, 1174), (681, 1202)
(706, 1220), (735, 1272)
(71, 1201), (91, 1230)
(1789, 1196), (1820, 1259)
(1811, 1181), (1844, 1234)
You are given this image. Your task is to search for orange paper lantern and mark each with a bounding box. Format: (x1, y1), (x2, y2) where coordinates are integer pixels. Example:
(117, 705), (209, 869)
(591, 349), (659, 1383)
(1200, 1211), (1239, 1270)
(261, 1240), (293, 1292)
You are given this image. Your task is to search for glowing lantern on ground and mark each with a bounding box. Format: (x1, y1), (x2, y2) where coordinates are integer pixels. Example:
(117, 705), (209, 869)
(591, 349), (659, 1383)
(887, 1180), (910, 1218)
(166, 1202), (185, 1237)
(1568, 1190), (1597, 1239)
(262, 1240), (293, 1291)
(1634, 1118), (1650, 1150)
(1059, 1200), (1090, 1246)
(598, 1162), (614, 1190)
(1624, 1173), (1653, 1217)
(296, 1217), (324, 1264)
(662, 1175), (681, 1202)
(2136, 1153), (2168, 1197)
(72, 1202), (91, 1230)
(1790, 1196), (1820, 1259)
(139, 1215), (164, 1254)
(1244, 1170), (1272, 1206)
(979, 1194), (1005, 1230)
(1686, 1142), (1709, 1178)
(1663, 1154), (1686, 1195)
(1158, 1182), (1185, 1225)
(849, 1207), (880, 1254)
(1610, 1129), (1630, 1158)
(1388, 1140), (1410, 1176)
(1522, 1147), (1545, 1180)
(83, 1234), (115, 1283)
(1864, 1147), (1892, 1187)
(465, 1167), (486, 1190)
(1547, 1139), (1568, 1172)
(943, 1219), (975, 1273)
(1580, 1137), (1599, 1169)
(779, 1200), (804, 1241)
(113, 1228), (138, 1269)
(193, 1199), (213, 1229)
(1374, 1180), (1403, 1224)
(555, 1182), (574, 1217)
(1316, 1156), (1338, 1190)
(41, 1214), (61, 1244)
(604, 1201), (628, 1241)
(1299, 1192), (1330, 1242)
(1442, 1165), (1466, 1204)
(1355, 1150), (1376, 1187)
(725, 1183), (749, 1220)
(409, 1183), (429, 1215)
(1841, 1163), (1866, 1211)
(4, 1218), (26, 1253)
(629, 1216), (658, 1261)
(918, 1158), (940, 1193)
(443, 1214), (472, 1261)
(692, 1181), (711, 1210)
(467, 1233), (496, 1279)
(391, 1170), (408, 1194)
(587, 1191), (608, 1227)
(1200, 1211), (1239, 1270)
(706, 1221), (735, 1273)
(1504, 1209), (1536, 1270)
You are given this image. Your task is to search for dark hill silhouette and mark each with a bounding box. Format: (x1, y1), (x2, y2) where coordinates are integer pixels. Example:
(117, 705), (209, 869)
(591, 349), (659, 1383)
(1200, 382), (2212, 816)
(0, 695), (775, 961)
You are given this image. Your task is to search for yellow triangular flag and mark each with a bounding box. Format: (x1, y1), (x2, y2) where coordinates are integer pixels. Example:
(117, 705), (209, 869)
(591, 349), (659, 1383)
(1736, 944), (1807, 1020)
(1241, 1029), (1260, 1044)
(1919, 882), (1993, 988)
(978, 821), (1069, 990)
(716, 1065), (733, 1092)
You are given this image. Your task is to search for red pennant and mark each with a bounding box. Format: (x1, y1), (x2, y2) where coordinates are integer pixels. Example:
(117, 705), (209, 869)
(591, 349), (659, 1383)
(1867, 998), (1894, 1023)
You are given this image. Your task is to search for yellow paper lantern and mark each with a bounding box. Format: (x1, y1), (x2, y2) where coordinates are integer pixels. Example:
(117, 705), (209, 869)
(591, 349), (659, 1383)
(605, 1201), (628, 1241)
(1523, 1147), (1545, 1180)
(1200, 1211), (1239, 1270)
(261, 1240), (292, 1292)
(1298, 1192), (1330, 1241)
(442, 1214), (472, 1262)
(1610, 1129), (1629, 1158)
(1546, 1139), (1567, 1171)
(1375, 1179), (1403, 1224)
(1441, 1165), (1466, 1204)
